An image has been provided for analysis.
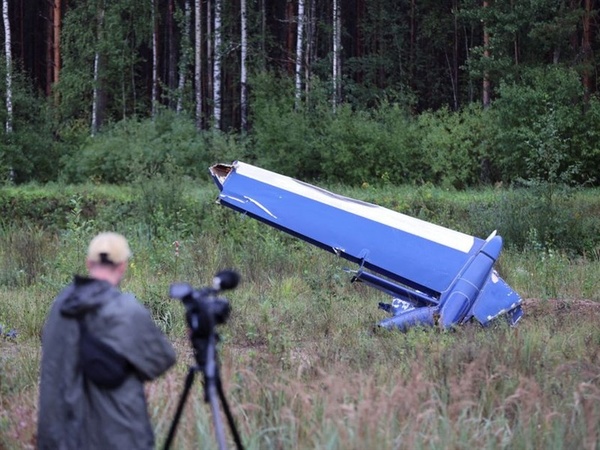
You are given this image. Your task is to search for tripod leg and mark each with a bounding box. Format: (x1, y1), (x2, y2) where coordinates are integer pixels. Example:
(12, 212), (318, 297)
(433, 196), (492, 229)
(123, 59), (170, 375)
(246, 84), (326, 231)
(216, 376), (245, 450)
(163, 367), (197, 450)
(207, 380), (228, 450)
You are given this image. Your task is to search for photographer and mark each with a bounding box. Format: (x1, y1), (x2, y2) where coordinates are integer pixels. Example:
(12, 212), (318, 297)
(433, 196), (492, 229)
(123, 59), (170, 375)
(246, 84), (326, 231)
(37, 232), (176, 450)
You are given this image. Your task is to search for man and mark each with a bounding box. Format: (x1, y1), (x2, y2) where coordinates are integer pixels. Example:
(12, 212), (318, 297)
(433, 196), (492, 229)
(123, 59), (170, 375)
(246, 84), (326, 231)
(37, 232), (176, 449)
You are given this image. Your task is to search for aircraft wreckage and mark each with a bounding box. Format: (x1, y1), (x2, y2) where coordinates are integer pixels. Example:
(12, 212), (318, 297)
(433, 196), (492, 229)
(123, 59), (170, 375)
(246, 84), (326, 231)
(209, 161), (523, 332)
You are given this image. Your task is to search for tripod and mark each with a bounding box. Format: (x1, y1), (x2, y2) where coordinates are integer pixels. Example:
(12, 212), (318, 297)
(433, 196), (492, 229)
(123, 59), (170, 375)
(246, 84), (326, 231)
(163, 320), (244, 450)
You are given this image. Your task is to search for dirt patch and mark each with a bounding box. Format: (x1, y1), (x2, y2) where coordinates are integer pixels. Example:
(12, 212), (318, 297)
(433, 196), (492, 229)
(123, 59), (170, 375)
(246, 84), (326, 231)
(522, 298), (600, 319)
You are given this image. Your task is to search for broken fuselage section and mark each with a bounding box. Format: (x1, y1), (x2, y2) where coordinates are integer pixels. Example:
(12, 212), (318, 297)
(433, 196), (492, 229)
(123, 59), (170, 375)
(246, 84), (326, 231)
(209, 161), (523, 331)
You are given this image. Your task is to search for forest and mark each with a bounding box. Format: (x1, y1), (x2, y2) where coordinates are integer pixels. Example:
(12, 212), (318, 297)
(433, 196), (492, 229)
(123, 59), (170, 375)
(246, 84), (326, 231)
(1, 0), (599, 187)
(2, 2), (600, 447)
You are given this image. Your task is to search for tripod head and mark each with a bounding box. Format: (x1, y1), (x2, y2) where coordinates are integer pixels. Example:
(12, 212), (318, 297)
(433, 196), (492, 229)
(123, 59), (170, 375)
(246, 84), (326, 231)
(170, 270), (240, 365)
(171, 270), (238, 331)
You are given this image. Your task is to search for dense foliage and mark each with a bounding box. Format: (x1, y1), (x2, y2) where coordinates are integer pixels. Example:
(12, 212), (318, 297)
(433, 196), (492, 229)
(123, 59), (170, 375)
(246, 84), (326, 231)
(1, 1), (599, 187)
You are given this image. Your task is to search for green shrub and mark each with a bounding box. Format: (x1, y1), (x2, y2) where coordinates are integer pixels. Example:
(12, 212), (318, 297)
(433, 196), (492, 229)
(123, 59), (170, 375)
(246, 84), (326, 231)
(0, 71), (58, 183)
(315, 102), (424, 186)
(316, 105), (387, 184)
(416, 105), (494, 189)
(490, 67), (589, 185)
(475, 185), (600, 255)
(0, 224), (57, 287)
(128, 163), (207, 240)
(60, 111), (246, 184)
(249, 72), (323, 179)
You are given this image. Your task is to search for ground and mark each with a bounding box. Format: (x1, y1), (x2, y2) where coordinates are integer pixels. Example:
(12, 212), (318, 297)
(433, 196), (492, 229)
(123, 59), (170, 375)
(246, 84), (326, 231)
(522, 297), (600, 319)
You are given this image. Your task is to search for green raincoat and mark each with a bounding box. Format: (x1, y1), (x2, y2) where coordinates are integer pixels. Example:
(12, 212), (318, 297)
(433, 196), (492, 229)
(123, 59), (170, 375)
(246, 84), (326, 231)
(37, 275), (176, 450)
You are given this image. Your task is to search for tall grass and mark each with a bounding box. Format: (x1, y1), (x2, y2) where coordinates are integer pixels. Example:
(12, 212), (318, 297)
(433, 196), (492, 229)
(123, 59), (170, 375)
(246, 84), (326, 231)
(1, 186), (600, 449)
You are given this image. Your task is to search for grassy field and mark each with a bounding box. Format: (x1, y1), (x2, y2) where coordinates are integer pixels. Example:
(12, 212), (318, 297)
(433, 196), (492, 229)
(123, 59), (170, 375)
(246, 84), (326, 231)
(1, 184), (599, 449)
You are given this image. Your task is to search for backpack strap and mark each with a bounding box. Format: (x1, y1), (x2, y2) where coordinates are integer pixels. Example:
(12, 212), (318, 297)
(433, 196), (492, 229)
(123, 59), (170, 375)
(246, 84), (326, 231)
(78, 317), (132, 389)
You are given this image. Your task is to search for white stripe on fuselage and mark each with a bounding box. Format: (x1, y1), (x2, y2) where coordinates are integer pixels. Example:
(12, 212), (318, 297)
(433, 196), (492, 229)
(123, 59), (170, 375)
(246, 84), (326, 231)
(232, 162), (475, 253)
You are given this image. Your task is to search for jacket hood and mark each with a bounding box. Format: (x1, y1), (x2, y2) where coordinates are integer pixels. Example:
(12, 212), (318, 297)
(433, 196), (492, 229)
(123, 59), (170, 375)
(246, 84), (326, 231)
(60, 275), (121, 317)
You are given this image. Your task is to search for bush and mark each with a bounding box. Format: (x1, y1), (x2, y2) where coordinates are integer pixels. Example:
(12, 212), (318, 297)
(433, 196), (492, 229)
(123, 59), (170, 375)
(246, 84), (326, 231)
(474, 184), (600, 255)
(250, 73), (423, 186)
(248, 72), (323, 179)
(0, 71), (58, 183)
(315, 102), (420, 186)
(60, 111), (246, 184)
(490, 67), (590, 185)
(416, 104), (493, 189)
(0, 184), (134, 231)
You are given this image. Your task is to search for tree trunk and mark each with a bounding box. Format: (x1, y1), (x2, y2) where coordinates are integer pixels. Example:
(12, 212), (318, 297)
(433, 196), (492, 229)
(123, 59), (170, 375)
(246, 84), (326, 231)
(53, 0), (61, 89)
(410, 0), (415, 82)
(44, 0), (62, 96)
(3, 0), (12, 134)
(207, 0), (213, 113)
(177, 0), (191, 113)
(451, 0), (459, 110)
(91, 52), (100, 135)
(582, 0), (594, 104)
(151, 0), (158, 118)
(286, 2), (294, 74)
(91, 2), (106, 136)
(46, 1), (53, 96)
(295, 0), (305, 110)
(305, 0), (316, 95)
(354, 0), (364, 84)
(512, 0), (519, 65)
(241, 0), (248, 131)
(332, 0), (341, 111)
(195, 0), (203, 129)
(213, 0), (222, 130)
(482, 1), (491, 108)
(167, 0), (176, 109)
(259, 0), (266, 70)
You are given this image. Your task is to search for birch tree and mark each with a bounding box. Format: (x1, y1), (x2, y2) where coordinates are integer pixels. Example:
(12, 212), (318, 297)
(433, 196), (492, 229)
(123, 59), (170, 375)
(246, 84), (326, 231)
(241, 0), (248, 131)
(167, 0), (176, 108)
(195, 0), (203, 129)
(213, 0), (222, 130)
(177, 0), (192, 113)
(91, 2), (105, 136)
(3, 0), (13, 133)
(151, 0), (158, 118)
(305, 0), (316, 96)
(207, 0), (212, 109)
(332, 0), (341, 111)
(294, 0), (305, 110)
(482, 0), (491, 108)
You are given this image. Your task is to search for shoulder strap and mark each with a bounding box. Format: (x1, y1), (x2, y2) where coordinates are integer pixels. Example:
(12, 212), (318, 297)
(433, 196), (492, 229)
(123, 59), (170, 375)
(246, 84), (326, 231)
(78, 315), (132, 389)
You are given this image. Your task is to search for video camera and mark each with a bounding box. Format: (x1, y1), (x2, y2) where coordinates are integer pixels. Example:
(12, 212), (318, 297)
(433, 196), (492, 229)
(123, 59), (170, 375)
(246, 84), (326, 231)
(169, 270), (240, 361)
(165, 269), (244, 450)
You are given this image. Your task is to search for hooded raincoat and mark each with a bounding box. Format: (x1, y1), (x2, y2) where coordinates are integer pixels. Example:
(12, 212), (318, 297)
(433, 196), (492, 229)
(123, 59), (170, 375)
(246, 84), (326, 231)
(37, 275), (176, 450)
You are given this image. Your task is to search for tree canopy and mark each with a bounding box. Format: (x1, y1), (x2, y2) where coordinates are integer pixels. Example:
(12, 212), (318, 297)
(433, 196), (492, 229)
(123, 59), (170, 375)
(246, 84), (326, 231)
(1, 1), (599, 187)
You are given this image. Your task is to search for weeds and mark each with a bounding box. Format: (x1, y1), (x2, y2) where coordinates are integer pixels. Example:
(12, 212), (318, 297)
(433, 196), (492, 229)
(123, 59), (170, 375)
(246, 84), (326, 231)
(1, 185), (600, 449)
